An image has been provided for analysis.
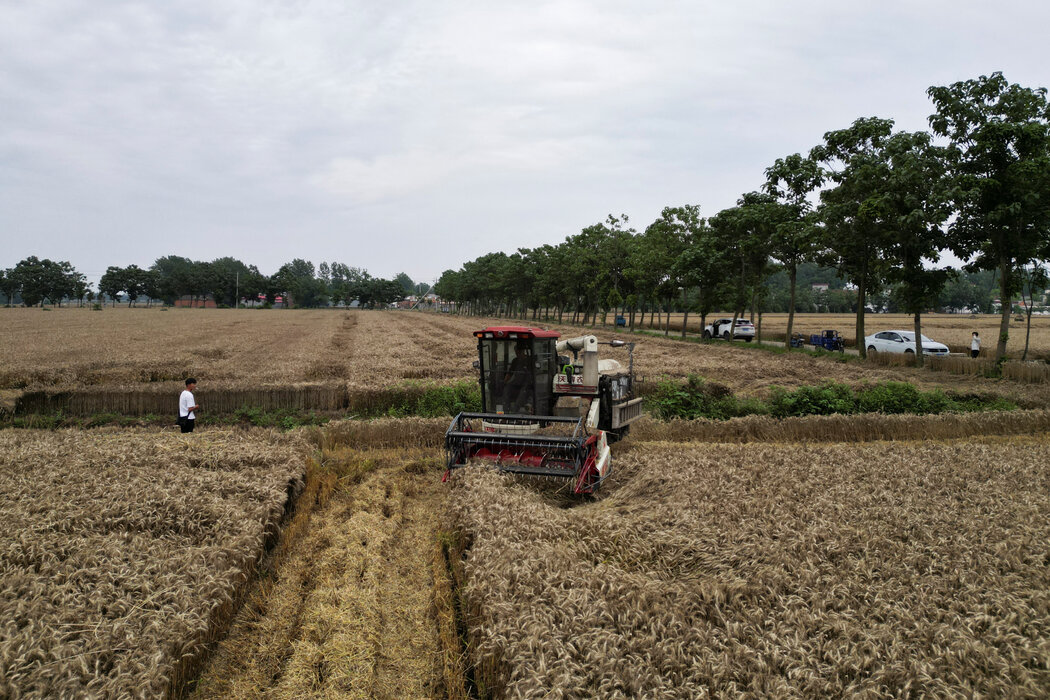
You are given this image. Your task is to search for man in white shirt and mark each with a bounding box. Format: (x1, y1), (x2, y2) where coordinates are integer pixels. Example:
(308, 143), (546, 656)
(179, 378), (200, 433)
(971, 332), (981, 359)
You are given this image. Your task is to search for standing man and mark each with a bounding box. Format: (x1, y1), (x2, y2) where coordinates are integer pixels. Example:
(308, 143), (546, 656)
(179, 378), (200, 433)
(971, 332), (981, 359)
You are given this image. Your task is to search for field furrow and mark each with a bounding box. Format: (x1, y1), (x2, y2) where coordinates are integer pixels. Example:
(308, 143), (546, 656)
(191, 447), (447, 700)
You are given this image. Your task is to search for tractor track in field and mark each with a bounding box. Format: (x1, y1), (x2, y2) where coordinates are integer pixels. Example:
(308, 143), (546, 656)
(189, 447), (464, 700)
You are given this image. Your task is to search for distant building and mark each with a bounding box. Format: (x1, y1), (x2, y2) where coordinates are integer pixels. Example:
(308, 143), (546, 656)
(811, 283), (830, 292)
(174, 296), (217, 308)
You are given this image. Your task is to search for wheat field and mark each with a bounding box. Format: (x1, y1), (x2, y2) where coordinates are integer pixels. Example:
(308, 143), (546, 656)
(5, 309), (1050, 414)
(449, 437), (1050, 698)
(4, 412), (1050, 698)
(0, 428), (306, 698)
(0, 307), (344, 389)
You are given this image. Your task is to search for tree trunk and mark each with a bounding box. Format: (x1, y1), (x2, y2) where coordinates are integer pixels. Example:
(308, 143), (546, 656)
(757, 310), (763, 344)
(913, 311), (924, 368)
(681, 309), (689, 339)
(700, 312), (708, 339)
(855, 270), (867, 358)
(1023, 286), (1033, 361)
(996, 256), (1011, 364)
(629, 309), (636, 332)
(785, 263), (797, 348)
(729, 309), (740, 342)
(664, 299), (670, 336)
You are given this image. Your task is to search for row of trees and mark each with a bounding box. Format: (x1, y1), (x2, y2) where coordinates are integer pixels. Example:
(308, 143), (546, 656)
(435, 73), (1050, 365)
(0, 257), (90, 307)
(1, 256), (426, 309)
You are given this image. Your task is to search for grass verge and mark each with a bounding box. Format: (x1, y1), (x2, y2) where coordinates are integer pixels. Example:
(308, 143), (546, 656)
(646, 375), (1017, 420)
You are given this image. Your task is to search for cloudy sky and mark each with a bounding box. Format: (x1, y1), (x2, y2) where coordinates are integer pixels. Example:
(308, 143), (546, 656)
(2, 1), (1048, 286)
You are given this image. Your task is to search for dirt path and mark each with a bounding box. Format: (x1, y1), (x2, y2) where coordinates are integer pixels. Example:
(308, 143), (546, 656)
(188, 447), (456, 699)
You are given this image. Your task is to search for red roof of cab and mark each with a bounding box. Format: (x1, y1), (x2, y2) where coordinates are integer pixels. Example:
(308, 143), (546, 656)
(476, 326), (560, 339)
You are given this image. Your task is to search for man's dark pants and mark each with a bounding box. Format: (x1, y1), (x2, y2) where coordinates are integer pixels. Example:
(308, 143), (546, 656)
(180, 418), (195, 433)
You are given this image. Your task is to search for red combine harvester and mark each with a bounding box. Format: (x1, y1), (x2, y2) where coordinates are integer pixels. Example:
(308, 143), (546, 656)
(444, 326), (643, 494)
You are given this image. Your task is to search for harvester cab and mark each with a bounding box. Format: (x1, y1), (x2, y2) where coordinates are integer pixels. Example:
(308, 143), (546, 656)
(444, 326), (644, 494)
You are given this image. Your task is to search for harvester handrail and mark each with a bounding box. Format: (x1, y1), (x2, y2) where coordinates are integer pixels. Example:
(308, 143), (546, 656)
(444, 431), (585, 447)
(451, 412), (585, 440)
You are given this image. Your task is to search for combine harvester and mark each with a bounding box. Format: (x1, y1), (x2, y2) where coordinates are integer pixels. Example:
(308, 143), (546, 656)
(444, 326), (643, 494)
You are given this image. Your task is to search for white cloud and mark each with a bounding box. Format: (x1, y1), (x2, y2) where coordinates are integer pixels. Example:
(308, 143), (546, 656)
(2, 0), (1049, 283)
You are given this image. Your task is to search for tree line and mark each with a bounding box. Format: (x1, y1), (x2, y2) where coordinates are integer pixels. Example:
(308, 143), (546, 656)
(434, 73), (1050, 365)
(0, 255), (428, 310)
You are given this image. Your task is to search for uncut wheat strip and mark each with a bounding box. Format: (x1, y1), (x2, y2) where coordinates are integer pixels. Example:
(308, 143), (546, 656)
(0, 428), (306, 698)
(15, 382), (349, 416)
(629, 409), (1050, 443)
(447, 441), (1050, 697)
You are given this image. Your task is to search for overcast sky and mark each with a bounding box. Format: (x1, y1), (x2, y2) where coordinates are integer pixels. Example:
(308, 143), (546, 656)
(2, 1), (1048, 286)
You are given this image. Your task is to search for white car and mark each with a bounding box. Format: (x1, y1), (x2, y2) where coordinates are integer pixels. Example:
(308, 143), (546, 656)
(864, 330), (949, 356)
(703, 318), (755, 342)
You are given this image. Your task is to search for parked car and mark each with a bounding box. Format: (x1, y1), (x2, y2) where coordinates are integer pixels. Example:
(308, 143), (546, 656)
(703, 318), (755, 341)
(864, 330), (949, 356)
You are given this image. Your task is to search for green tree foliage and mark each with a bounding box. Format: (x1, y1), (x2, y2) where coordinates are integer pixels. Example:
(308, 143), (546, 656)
(150, 255), (195, 304)
(710, 192), (786, 333)
(394, 272), (415, 294)
(875, 130), (953, 364)
(274, 258), (328, 308)
(764, 153), (824, 346)
(636, 209), (694, 334)
(928, 72), (1050, 363)
(812, 117), (897, 358)
(0, 269), (18, 306)
(98, 266), (125, 307)
(674, 217), (727, 333)
(10, 257), (81, 307)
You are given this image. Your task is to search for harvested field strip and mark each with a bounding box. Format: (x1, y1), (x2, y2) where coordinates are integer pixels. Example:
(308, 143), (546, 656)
(306, 311), (359, 380)
(449, 438), (1050, 698)
(308, 417), (451, 449)
(0, 429), (306, 699)
(344, 312), (478, 387)
(191, 446), (457, 699)
(0, 307), (345, 390)
(867, 351), (1050, 384)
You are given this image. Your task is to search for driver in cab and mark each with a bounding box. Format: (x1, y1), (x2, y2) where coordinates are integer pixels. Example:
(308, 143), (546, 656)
(501, 340), (531, 412)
